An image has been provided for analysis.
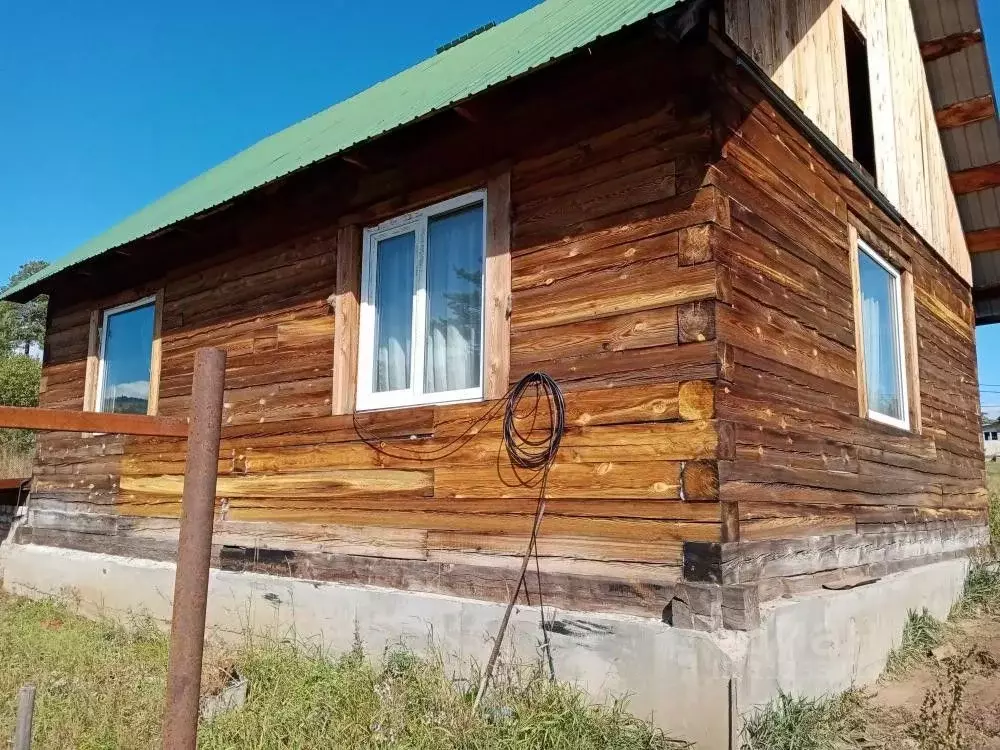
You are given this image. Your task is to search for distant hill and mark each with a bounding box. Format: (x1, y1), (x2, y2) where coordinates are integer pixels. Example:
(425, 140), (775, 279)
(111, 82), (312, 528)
(111, 396), (148, 415)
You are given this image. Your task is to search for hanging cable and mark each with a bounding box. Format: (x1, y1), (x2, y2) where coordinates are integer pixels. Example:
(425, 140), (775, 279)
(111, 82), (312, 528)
(475, 372), (564, 708)
(353, 371), (565, 708)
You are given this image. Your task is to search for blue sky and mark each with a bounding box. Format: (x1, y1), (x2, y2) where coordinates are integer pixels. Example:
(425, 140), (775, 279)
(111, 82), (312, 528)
(1, 0), (1000, 414)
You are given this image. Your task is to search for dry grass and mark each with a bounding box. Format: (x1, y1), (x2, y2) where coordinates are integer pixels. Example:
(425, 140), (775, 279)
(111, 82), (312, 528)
(988, 462), (1000, 546)
(884, 609), (949, 677)
(0, 448), (32, 479)
(742, 555), (1000, 750)
(740, 690), (870, 750)
(0, 593), (687, 750)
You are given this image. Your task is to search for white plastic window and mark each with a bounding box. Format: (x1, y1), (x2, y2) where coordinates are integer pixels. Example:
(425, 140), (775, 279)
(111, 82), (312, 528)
(96, 297), (156, 414)
(357, 191), (486, 410)
(857, 241), (909, 429)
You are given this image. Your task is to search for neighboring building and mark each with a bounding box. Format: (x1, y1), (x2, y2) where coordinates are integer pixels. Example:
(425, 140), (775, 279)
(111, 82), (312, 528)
(985, 420), (1000, 459)
(0, 1), (993, 745)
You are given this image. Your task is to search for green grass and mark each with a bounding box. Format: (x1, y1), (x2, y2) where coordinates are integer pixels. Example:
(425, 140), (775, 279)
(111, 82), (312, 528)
(885, 609), (948, 676)
(0, 595), (168, 748)
(740, 690), (869, 750)
(949, 560), (1000, 620)
(988, 463), (1000, 546)
(0, 593), (687, 750)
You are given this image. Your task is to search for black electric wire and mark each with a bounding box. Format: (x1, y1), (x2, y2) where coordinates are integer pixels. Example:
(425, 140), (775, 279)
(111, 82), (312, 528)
(353, 371), (566, 707)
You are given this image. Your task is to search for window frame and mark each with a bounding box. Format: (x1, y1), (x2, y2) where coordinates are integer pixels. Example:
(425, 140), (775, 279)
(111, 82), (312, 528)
(94, 295), (158, 415)
(843, 10), (877, 183)
(356, 189), (488, 411)
(856, 239), (910, 431)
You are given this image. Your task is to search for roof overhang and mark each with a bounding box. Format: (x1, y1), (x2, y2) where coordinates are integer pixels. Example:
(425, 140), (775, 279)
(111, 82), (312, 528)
(3, 0), (697, 304)
(911, 0), (1000, 324)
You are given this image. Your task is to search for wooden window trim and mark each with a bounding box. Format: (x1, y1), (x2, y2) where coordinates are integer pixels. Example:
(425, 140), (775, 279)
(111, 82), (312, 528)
(83, 310), (100, 412)
(332, 172), (511, 413)
(332, 226), (362, 415)
(148, 289), (164, 416)
(484, 170), (512, 399)
(84, 291), (164, 417)
(900, 271), (922, 432)
(849, 228), (920, 432)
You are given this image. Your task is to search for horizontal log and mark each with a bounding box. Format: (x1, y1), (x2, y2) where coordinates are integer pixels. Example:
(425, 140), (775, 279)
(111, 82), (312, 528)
(684, 523), (989, 585)
(0, 406), (188, 437)
(121, 469), (433, 499)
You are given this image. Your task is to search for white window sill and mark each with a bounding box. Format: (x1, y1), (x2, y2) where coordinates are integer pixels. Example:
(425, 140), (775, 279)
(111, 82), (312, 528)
(356, 388), (484, 413)
(868, 409), (910, 432)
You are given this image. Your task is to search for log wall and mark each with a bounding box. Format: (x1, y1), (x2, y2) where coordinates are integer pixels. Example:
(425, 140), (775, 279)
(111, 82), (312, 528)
(709, 51), (987, 545)
(27, 34), (731, 617)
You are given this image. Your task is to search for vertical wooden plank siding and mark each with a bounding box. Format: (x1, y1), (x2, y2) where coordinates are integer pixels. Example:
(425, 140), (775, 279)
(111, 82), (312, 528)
(484, 170), (512, 398)
(332, 226), (361, 415)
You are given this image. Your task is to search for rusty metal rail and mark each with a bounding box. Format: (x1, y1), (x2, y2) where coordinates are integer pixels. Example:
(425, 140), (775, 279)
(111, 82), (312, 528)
(161, 348), (226, 750)
(0, 347), (227, 750)
(0, 405), (187, 437)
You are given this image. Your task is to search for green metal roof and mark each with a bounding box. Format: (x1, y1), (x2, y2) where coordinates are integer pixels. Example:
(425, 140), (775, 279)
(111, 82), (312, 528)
(6, 0), (682, 301)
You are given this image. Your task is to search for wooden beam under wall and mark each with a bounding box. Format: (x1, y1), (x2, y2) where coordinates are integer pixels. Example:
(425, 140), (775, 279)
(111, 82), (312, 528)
(950, 162), (1000, 195)
(966, 227), (1000, 254)
(332, 226), (362, 415)
(935, 95), (996, 130)
(920, 29), (984, 62)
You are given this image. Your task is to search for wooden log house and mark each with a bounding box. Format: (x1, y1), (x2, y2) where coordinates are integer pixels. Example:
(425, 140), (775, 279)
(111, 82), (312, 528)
(3, 0), (992, 630)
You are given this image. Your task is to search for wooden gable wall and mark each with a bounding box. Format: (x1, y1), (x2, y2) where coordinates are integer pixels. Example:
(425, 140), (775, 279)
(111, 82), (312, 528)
(724, 0), (971, 283)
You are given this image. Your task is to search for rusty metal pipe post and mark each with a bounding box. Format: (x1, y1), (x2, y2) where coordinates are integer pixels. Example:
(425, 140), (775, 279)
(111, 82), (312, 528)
(13, 684), (35, 750)
(162, 347), (227, 750)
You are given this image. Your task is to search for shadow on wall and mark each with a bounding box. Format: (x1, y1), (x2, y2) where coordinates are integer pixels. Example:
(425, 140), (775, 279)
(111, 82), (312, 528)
(726, 0), (829, 82)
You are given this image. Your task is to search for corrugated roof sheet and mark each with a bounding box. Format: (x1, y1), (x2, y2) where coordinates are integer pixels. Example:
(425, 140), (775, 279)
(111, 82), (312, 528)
(5, 0), (683, 301)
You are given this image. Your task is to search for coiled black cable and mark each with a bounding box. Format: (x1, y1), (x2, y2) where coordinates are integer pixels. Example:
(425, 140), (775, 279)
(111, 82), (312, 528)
(503, 372), (565, 471)
(353, 371), (565, 707)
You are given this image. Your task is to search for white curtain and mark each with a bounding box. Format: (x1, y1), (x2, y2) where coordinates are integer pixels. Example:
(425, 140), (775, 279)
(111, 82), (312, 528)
(374, 232), (415, 392)
(424, 205), (483, 393)
(859, 252), (902, 420)
(862, 295), (883, 413)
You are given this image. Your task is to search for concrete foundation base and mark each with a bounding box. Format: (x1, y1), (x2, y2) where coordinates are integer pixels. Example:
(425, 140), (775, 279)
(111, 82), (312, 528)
(0, 543), (971, 749)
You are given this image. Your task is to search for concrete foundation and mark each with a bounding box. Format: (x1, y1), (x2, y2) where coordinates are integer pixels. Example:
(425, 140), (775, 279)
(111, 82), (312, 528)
(0, 543), (972, 749)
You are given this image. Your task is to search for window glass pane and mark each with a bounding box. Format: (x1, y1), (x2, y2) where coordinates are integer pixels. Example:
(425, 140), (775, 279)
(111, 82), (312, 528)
(859, 250), (905, 422)
(424, 203), (484, 394)
(100, 302), (155, 414)
(373, 231), (415, 393)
